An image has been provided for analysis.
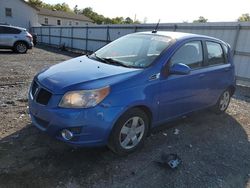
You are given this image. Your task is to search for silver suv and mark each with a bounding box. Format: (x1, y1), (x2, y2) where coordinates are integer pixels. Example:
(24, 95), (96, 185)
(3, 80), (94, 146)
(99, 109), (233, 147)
(0, 25), (33, 53)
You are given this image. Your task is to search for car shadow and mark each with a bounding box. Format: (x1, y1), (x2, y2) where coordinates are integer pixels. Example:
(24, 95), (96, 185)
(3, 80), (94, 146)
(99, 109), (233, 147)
(0, 50), (18, 54)
(0, 111), (249, 188)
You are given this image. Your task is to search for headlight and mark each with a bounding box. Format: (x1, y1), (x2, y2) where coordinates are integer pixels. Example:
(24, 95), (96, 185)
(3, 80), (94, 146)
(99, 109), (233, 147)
(59, 86), (110, 108)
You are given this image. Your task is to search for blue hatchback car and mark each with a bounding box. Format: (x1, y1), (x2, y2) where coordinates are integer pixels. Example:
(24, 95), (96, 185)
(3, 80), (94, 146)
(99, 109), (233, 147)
(29, 31), (235, 155)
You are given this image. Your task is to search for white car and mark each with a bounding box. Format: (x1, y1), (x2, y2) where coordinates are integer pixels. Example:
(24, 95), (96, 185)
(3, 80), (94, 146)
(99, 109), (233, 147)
(0, 25), (33, 53)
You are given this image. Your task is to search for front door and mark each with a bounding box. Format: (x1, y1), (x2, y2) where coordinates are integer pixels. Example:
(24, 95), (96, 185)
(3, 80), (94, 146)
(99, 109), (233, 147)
(158, 40), (206, 121)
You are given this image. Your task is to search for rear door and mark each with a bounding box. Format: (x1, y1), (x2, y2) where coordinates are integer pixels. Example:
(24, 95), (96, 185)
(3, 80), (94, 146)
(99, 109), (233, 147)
(158, 40), (207, 121)
(200, 40), (233, 105)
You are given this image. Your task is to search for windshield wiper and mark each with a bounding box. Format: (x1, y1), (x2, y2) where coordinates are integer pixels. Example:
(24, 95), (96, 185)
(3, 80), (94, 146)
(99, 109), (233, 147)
(102, 57), (133, 68)
(89, 53), (133, 68)
(89, 53), (110, 64)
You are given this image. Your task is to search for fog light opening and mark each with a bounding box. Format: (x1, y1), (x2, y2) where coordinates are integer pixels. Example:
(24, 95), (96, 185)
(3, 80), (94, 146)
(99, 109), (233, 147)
(61, 129), (73, 141)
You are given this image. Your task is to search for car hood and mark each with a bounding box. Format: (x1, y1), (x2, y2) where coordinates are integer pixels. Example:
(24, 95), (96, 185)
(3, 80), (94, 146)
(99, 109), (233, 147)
(37, 56), (141, 94)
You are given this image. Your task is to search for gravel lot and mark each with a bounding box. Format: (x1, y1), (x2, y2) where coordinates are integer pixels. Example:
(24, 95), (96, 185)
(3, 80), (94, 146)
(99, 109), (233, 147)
(0, 46), (250, 188)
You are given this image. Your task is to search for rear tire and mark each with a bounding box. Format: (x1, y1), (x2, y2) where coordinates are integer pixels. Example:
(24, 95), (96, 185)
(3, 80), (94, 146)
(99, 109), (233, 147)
(108, 108), (149, 155)
(213, 89), (231, 114)
(14, 42), (28, 53)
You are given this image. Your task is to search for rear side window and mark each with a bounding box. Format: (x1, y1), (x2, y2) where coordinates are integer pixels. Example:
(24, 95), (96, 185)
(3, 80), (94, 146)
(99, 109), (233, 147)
(206, 41), (225, 65)
(1, 27), (21, 34)
(170, 41), (203, 69)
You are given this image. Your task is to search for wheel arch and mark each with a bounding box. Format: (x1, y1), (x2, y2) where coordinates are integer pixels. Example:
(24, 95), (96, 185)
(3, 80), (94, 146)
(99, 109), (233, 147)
(107, 104), (153, 141)
(228, 85), (236, 96)
(107, 104), (153, 154)
(14, 40), (29, 48)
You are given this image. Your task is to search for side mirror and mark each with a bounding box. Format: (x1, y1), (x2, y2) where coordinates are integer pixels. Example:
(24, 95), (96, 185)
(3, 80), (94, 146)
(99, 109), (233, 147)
(170, 63), (191, 75)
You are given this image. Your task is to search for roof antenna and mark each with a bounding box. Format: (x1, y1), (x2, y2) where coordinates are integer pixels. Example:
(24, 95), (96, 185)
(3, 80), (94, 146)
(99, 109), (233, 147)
(152, 19), (160, 33)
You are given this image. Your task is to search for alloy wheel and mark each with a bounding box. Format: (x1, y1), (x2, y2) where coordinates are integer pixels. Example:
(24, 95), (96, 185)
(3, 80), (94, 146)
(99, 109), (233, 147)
(219, 91), (230, 111)
(119, 116), (145, 150)
(16, 43), (27, 53)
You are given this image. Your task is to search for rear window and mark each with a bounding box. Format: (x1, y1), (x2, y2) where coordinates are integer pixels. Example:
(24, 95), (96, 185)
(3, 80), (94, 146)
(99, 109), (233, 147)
(0, 26), (21, 34)
(206, 41), (225, 66)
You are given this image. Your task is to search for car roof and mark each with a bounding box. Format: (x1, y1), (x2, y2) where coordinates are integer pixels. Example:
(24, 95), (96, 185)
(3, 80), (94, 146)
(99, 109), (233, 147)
(0, 25), (26, 31)
(134, 31), (222, 42)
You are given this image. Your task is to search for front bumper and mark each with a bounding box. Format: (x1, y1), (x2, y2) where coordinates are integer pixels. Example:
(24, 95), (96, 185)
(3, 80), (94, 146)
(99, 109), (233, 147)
(28, 89), (124, 147)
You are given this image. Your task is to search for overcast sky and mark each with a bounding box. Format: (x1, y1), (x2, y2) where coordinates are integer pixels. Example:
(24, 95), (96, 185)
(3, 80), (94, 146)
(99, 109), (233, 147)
(42, 0), (250, 23)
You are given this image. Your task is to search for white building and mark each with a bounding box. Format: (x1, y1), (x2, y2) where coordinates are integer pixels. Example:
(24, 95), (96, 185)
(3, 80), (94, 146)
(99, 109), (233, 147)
(0, 0), (93, 29)
(0, 0), (39, 29)
(38, 8), (93, 26)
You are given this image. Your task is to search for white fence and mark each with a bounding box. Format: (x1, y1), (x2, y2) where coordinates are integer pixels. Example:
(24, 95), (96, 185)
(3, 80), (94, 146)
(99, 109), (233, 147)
(32, 22), (250, 82)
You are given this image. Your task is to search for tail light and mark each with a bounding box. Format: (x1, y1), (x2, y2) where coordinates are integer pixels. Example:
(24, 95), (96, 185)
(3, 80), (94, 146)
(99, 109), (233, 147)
(26, 33), (33, 42)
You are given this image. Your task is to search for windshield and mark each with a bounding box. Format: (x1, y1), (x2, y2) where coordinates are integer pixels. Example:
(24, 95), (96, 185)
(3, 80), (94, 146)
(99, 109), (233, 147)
(90, 34), (172, 68)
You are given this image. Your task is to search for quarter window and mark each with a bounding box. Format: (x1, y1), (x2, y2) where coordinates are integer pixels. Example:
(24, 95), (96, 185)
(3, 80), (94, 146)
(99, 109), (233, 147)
(5, 8), (12, 17)
(170, 41), (203, 69)
(206, 41), (225, 65)
(222, 43), (229, 63)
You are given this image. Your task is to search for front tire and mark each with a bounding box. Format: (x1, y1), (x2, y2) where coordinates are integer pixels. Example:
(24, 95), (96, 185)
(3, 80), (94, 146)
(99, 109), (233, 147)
(108, 108), (149, 155)
(213, 89), (231, 114)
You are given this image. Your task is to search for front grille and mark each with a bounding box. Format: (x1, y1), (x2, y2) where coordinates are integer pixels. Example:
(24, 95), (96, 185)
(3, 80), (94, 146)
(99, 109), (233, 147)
(36, 88), (52, 105)
(31, 80), (52, 105)
(34, 115), (49, 129)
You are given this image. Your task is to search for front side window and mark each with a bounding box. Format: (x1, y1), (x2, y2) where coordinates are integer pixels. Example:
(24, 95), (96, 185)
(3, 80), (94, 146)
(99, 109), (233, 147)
(170, 41), (203, 69)
(57, 20), (61, 25)
(92, 34), (172, 68)
(206, 41), (225, 65)
(5, 8), (12, 17)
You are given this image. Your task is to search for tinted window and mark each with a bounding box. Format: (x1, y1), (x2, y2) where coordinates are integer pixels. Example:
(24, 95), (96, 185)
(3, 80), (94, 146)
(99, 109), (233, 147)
(206, 41), (225, 65)
(171, 41), (203, 69)
(1, 27), (21, 34)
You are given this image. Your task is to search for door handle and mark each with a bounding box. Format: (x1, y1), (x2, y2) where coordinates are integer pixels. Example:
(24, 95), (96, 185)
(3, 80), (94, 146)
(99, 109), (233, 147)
(148, 73), (160, 81)
(224, 68), (230, 72)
